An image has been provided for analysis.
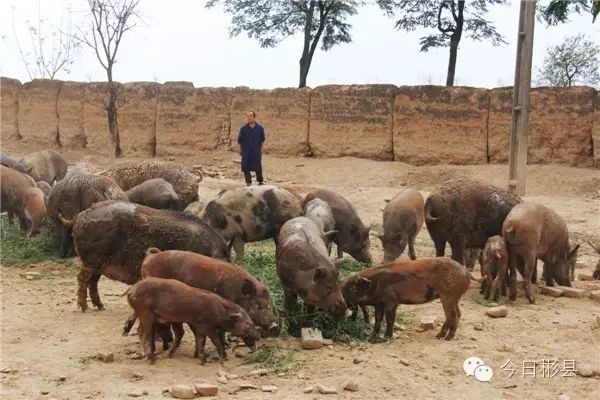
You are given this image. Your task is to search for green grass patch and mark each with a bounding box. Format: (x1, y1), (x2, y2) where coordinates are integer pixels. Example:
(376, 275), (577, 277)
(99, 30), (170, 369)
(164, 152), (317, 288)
(244, 344), (302, 374)
(0, 215), (67, 266)
(238, 242), (409, 343)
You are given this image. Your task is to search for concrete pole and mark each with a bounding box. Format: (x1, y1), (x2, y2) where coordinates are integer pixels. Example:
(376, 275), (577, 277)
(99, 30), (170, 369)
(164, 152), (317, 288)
(508, 0), (536, 196)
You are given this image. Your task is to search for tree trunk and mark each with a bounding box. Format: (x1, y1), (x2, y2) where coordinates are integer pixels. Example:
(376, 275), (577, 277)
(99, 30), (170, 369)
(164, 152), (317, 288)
(446, 39), (459, 86)
(298, 2), (315, 88)
(106, 66), (121, 161)
(299, 59), (309, 88)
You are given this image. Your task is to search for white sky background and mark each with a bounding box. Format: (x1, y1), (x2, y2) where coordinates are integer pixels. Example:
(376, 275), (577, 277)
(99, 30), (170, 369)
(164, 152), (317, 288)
(0, 0), (598, 88)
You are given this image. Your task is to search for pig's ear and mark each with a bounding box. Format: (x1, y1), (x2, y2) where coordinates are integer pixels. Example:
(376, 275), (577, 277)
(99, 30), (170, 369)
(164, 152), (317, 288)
(323, 230), (338, 242)
(357, 277), (372, 292)
(314, 267), (327, 282)
(241, 279), (257, 296)
(229, 312), (242, 324)
(568, 243), (580, 260)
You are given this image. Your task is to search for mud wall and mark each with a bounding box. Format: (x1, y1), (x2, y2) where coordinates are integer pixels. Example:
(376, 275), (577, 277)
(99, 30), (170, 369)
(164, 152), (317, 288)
(1, 77), (597, 168)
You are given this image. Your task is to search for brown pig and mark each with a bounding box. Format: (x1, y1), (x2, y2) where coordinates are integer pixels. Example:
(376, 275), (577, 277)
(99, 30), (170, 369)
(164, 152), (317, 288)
(276, 217), (347, 317)
(125, 277), (259, 364)
(1, 165), (36, 231)
(376, 189), (424, 262)
(23, 187), (47, 236)
(480, 235), (508, 301)
(502, 203), (579, 303)
(125, 178), (182, 210)
(122, 248), (277, 335)
(341, 258), (475, 340)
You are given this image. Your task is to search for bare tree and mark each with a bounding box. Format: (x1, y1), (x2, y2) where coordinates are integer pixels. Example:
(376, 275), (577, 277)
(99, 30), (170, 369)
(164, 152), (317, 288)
(77, 0), (140, 160)
(5, 3), (80, 80)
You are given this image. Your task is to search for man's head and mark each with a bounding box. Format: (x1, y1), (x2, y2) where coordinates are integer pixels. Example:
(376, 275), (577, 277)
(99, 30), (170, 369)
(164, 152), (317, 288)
(245, 111), (256, 124)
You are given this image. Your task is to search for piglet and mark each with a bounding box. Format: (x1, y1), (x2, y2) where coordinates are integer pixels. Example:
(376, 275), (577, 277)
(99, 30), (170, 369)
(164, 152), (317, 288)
(342, 257), (478, 340)
(480, 235), (508, 301)
(125, 277), (259, 364)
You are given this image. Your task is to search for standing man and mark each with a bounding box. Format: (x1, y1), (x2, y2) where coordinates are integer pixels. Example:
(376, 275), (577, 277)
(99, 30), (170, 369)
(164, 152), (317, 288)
(238, 111), (265, 186)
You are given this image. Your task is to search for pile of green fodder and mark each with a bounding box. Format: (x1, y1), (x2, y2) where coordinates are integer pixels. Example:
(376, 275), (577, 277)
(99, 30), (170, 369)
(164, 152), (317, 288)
(0, 216), (63, 265)
(239, 242), (409, 343)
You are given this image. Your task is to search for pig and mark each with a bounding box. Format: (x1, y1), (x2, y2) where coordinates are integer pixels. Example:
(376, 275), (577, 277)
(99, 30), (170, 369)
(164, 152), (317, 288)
(0, 152), (29, 174)
(125, 178), (182, 210)
(65, 200), (229, 312)
(101, 161), (201, 207)
(122, 248), (277, 336)
(276, 216), (346, 317)
(302, 197), (336, 252)
(303, 189), (372, 264)
(341, 257), (476, 340)
(480, 235), (508, 301)
(46, 171), (128, 257)
(375, 189), (424, 262)
(425, 179), (521, 265)
(23, 187), (47, 236)
(201, 185), (302, 259)
(36, 181), (52, 199)
(19, 149), (67, 184)
(589, 241), (600, 280)
(1, 165), (36, 231)
(464, 248), (482, 272)
(125, 277), (259, 364)
(502, 202), (579, 303)
(184, 200), (207, 216)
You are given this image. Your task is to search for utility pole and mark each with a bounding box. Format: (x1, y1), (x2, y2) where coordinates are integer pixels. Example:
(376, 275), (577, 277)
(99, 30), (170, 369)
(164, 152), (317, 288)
(508, 0), (536, 196)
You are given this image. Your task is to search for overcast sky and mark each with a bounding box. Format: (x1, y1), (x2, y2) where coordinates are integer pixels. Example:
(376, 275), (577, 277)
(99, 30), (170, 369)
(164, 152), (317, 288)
(1, 0), (598, 89)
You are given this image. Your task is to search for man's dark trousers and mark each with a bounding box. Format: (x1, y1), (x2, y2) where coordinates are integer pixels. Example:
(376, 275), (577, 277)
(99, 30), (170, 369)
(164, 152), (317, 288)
(244, 165), (263, 185)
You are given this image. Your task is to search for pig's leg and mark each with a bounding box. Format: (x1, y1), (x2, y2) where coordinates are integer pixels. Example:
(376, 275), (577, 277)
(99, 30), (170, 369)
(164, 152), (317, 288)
(336, 245), (343, 259)
(87, 271), (104, 310)
(371, 304), (384, 339)
(436, 297), (452, 339)
(508, 251), (519, 301)
(523, 252), (536, 304)
(168, 323), (184, 357)
(543, 261), (554, 287)
(408, 235), (417, 260)
(77, 266), (93, 312)
(433, 236), (446, 257)
(138, 312), (157, 363)
(208, 330), (227, 360)
(445, 302), (460, 340)
(232, 236), (245, 260)
(360, 305), (370, 324)
(7, 211), (14, 225)
(384, 304), (398, 339)
(218, 329), (230, 349)
(449, 239), (465, 265)
(122, 314), (137, 336)
(283, 289), (299, 314)
(490, 262), (507, 301)
(60, 226), (73, 258)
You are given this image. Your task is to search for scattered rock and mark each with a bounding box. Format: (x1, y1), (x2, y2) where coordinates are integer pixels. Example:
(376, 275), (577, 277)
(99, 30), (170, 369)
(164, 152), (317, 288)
(558, 394), (570, 400)
(301, 327), (324, 350)
(540, 286), (564, 297)
(96, 352), (115, 362)
(58, 376), (67, 382)
(399, 358), (410, 366)
(194, 383), (218, 397)
(473, 323), (484, 331)
(589, 290), (600, 302)
(130, 353), (144, 360)
(236, 382), (257, 390)
(322, 338), (334, 346)
(316, 384), (338, 394)
(226, 374), (239, 380)
(576, 364), (595, 378)
(556, 286), (585, 298)
(128, 390), (144, 397)
(353, 357), (366, 364)
(217, 369), (227, 378)
(170, 385), (196, 399)
(485, 306), (509, 318)
(248, 368), (269, 377)
(21, 272), (41, 280)
(303, 386), (314, 393)
(130, 372), (144, 381)
(394, 323), (406, 331)
(295, 164), (305, 167)
(261, 385), (278, 393)
(579, 274), (594, 281)
(420, 315), (437, 331)
(217, 376), (227, 384)
(343, 381), (358, 392)
(234, 349), (247, 358)
(41, 390), (49, 395)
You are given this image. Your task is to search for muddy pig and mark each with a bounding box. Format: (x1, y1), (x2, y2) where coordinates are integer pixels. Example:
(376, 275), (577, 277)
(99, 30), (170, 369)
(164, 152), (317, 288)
(342, 257), (476, 340)
(122, 248), (276, 335)
(101, 160), (201, 207)
(302, 197), (336, 252)
(376, 189), (424, 262)
(425, 179), (521, 265)
(480, 235), (508, 301)
(19, 149), (67, 184)
(201, 185), (302, 259)
(502, 203), (579, 303)
(67, 200), (229, 312)
(303, 189), (372, 264)
(46, 171), (128, 257)
(1, 165), (36, 231)
(23, 187), (47, 236)
(0, 152), (29, 174)
(125, 277), (259, 364)
(125, 178), (182, 210)
(276, 217), (346, 317)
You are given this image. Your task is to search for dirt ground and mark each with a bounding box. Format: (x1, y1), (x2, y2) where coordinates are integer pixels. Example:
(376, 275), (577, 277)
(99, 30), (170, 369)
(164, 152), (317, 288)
(1, 150), (600, 400)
